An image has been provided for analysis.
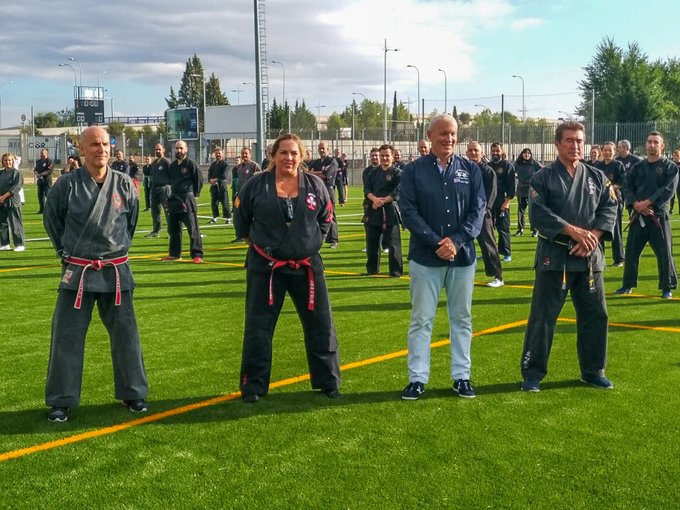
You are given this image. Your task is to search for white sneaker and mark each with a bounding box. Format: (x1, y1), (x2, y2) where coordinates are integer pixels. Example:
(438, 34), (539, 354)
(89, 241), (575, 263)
(486, 278), (504, 288)
(0, 245), (10, 251)
(13, 245), (25, 252)
(383, 248), (389, 253)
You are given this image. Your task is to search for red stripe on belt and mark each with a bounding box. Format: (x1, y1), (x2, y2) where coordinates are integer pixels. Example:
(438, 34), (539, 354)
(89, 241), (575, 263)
(63, 255), (129, 309)
(251, 244), (315, 311)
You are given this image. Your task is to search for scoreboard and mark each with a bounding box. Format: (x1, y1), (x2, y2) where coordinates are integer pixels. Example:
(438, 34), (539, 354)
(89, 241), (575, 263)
(74, 98), (104, 125)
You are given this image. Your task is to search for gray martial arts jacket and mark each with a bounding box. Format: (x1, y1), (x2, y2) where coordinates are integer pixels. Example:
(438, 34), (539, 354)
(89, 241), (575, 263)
(43, 166), (139, 293)
(529, 160), (617, 272)
(0, 168), (23, 207)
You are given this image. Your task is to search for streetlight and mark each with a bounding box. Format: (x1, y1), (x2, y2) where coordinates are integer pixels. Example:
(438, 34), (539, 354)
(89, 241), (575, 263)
(59, 63), (77, 88)
(512, 74), (525, 121)
(230, 84), (243, 105)
(437, 68), (448, 114)
(474, 104), (489, 111)
(68, 57), (83, 87)
(191, 73), (207, 162)
(271, 60), (290, 132)
(351, 92), (366, 175)
(406, 64), (421, 131)
(242, 82), (255, 103)
(383, 39), (400, 142)
(97, 70), (106, 98)
(0, 80), (12, 129)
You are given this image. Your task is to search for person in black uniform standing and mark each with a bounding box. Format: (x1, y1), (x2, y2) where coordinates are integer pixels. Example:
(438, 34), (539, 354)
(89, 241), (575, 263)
(141, 155), (152, 211)
(308, 141), (339, 248)
(233, 133), (341, 402)
(513, 148), (542, 237)
(594, 142), (626, 267)
(207, 147), (231, 224)
(520, 121), (618, 393)
(333, 148), (348, 206)
(615, 139), (641, 173)
(111, 149), (129, 175)
(161, 140), (204, 263)
(467, 141), (503, 287)
(146, 143), (171, 238)
(489, 142), (516, 261)
(363, 144), (403, 277)
(34, 148), (53, 214)
(615, 131), (678, 298)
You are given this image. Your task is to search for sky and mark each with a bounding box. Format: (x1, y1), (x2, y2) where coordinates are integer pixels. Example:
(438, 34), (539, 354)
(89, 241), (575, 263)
(1, 0), (680, 129)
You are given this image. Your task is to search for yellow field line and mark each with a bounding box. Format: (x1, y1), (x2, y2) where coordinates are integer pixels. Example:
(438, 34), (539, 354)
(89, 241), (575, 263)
(0, 319), (529, 463)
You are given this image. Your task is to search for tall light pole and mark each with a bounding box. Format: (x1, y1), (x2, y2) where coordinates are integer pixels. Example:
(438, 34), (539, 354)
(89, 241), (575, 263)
(437, 68), (448, 114)
(231, 84), (243, 105)
(474, 103), (488, 111)
(242, 82), (255, 103)
(97, 70), (106, 98)
(0, 80), (12, 129)
(68, 57), (82, 87)
(352, 92), (366, 176)
(383, 39), (400, 142)
(59, 63), (77, 88)
(271, 60), (290, 132)
(191, 73), (207, 162)
(406, 64), (420, 133)
(512, 74), (525, 121)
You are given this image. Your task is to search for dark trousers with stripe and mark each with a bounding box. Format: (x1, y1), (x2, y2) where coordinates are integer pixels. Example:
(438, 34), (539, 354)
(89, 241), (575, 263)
(240, 269), (341, 397)
(492, 204), (511, 256)
(209, 182), (231, 219)
(167, 196), (203, 258)
(622, 214), (677, 291)
(365, 223), (402, 275)
(476, 211), (502, 279)
(521, 270), (608, 382)
(45, 289), (148, 408)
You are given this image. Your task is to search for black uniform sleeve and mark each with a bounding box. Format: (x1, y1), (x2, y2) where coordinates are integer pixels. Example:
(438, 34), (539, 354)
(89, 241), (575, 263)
(233, 176), (255, 239)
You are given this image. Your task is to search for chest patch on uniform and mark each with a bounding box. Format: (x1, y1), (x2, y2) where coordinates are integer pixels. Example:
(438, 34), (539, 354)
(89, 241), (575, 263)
(181, 165), (190, 174)
(111, 193), (123, 211)
(453, 169), (469, 184)
(306, 193), (318, 211)
(543, 257), (552, 267)
(587, 177), (596, 195)
(62, 269), (74, 284)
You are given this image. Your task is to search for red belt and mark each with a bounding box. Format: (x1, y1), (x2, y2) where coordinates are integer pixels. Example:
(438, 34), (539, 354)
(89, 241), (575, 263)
(251, 244), (315, 311)
(63, 255), (129, 309)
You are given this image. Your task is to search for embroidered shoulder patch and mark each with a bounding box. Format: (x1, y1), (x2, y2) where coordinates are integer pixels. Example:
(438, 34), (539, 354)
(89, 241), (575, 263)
(111, 193), (123, 211)
(234, 197), (240, 209)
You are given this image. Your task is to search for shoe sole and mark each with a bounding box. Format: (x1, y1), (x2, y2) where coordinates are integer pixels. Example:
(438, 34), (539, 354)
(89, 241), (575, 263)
(579, 377), (614, 389)
(453, 389), (476, 399)
(401, 395), (422, 400)
(48, 416), (68, 422)
(521, 386), (540, 392)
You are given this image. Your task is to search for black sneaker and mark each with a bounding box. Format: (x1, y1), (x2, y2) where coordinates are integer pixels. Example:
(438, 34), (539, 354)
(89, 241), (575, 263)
(242, 393), (260, 403)
(521, 379), (541, 392)
(144, 231), (159, 238)
(453, 379), (476, 398)
(323, 389), (342, 399)
(614, 287), (632, 295)
(123, 399), (149, 412)
(48, 407), (69, 422)
(580, 374), (614, 389)
(401, 381), (425, 400)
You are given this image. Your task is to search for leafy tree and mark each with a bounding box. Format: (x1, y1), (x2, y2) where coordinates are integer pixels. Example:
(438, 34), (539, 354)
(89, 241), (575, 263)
(57, 108), (75, 126)
(107, 121), (125, 137)
(578, 37), (678, 122)
(459, 112), (472, 125)
(291, 100), (316, 130)
(165, 87), (179, 109)
(205, 72), (229, 106)
(326, 112), (346, 132)
(124, 126), (140, 151)
(34, 112), (59, 128)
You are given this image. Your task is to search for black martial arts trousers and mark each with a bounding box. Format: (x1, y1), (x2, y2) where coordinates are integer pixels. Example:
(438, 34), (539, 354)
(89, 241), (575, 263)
(209, 181), (231, 220)
(521, 270), (609, 382)
(492, 204), (511, 257)
(240, 268), (341, 397)
(167, 195), (203, 258)
(365, 223), (402, 276)
(149, 187), (168, 234)
(45, 289), (148, 408)
(37, 182), (51, 214)
(325, 187), (338, 244)
(622, 214), (677, 291)
(476, 211), (503, 280)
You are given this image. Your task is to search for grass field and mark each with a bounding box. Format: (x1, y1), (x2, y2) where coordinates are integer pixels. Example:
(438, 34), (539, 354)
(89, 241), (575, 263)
(1, 183), (679, 509)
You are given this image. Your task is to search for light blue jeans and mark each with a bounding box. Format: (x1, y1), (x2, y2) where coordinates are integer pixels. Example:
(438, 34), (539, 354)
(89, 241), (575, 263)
(407, 260), (476, 383)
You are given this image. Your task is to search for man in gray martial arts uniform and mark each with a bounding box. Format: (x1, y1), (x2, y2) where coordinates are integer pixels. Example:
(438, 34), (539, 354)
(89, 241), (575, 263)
(43, 126), (149, 422)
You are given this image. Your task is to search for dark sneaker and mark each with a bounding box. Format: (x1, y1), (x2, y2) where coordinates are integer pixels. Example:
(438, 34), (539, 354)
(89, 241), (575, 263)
(612, 261), (624, 268)
(502, 255), (512, 262)
(453, 379), (476, 398)
(47, 407), (69, 422)
(144, 231), (159, 238)
(323, 389), (342, 399)
(614, 287), (632, 295)
(242, 393), (260, 403)
(401, 381), (425, 400)
(513, 230), (524, 237)
(123, 399), (149, 412)
(207, 218), (217, 225)
(521, 379), (541, 392)
(661, 289), (673, 299)
(580, 374), (614, 389)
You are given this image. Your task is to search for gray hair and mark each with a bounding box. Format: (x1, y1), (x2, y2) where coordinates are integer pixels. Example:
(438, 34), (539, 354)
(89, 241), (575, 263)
(428, 114), (457, 132)
(617, 139), (631, 150)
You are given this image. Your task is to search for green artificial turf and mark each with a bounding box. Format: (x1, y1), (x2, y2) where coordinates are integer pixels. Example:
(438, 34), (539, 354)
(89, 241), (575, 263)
(0, 184), (678, 509)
